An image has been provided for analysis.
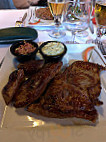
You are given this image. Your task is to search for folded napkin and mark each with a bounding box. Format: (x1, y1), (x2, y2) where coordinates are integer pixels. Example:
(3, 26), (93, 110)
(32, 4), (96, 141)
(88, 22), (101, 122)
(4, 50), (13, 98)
(0, 27), (38, 44)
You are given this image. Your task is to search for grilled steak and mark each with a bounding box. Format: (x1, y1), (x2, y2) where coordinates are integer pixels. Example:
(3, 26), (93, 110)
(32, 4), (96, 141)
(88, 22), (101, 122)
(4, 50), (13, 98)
(14, 62), (62, 108)
(2, 69), (25, 105)
(27, 61), (105, 122)
(17, 60), (44, 75)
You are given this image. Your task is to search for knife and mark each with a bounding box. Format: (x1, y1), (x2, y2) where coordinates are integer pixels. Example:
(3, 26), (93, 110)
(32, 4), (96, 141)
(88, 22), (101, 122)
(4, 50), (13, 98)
(0, 57), (4, 68)
(89, 19), (94, 34)
(21, 12), (27, 23)
(15, 12), (27, 26)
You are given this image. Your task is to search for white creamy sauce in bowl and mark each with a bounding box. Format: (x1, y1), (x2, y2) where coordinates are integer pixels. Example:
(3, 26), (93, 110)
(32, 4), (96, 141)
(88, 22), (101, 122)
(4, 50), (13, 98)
(42, 42), (65, 56)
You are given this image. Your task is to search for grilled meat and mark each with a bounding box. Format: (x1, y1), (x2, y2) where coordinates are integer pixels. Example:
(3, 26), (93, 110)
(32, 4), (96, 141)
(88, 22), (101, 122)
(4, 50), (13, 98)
(17, 60), (44, 75)
(66, 61), (105, 86)
(2, 69), (25, 105)
(36, 7), (53, 20)
(27, 61), (105, 122)
(14, 62), (62, 108)
(27, 72), (98, 122)
(2, 59), (105, 123)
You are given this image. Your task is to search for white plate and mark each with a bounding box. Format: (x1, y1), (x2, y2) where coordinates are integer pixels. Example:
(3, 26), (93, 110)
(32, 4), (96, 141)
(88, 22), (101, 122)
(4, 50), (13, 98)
(25, 6), (54, 30)
(0, 44), (106, 142)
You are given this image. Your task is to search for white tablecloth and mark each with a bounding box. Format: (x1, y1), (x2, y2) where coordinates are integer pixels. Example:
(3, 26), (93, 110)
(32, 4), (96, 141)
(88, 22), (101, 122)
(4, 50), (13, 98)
(0, 9), (99, 64)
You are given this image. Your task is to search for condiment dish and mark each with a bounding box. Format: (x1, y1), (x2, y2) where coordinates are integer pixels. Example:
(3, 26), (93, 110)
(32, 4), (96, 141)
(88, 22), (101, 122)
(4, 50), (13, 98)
(10, 40), (38, 62)
(39, 41), (67, 62)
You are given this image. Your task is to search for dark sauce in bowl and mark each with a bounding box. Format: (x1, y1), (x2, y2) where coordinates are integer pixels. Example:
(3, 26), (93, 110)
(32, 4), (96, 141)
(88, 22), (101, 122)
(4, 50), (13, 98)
(10, 40), (38, 62)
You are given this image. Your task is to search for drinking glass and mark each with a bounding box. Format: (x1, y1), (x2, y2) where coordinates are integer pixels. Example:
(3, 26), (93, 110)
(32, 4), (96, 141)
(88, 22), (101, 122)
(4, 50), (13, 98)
(27, 0), (38, 23)
(63, 0), (91, 43)
(48, 0), (68, 38)
(95, 0), (106, 41)
(76, 0), (94, 37)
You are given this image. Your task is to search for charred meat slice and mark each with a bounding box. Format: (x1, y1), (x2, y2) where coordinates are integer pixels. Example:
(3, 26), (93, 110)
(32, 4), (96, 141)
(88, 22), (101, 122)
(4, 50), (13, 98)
(17, 60), (44, 75)
(66, 61), (106, 87)
(68, 61), (106, 73)
(28, 61), (105, 123)
(27, 72), (98, 122)
(65, 61), (105, 104)
(2, 69), (25, 105)
(14, 62), (62, 108)
(28, 103), (98, 123)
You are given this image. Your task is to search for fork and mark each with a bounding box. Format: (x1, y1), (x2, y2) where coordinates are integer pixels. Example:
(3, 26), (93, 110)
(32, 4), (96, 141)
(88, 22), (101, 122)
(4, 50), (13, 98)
(92, 39), (106, 56)
(86, 39), (106, 58)
(15, 12), (27, 27)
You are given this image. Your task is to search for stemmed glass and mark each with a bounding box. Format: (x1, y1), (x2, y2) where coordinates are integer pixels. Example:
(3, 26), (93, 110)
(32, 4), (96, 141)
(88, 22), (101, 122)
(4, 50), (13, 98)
(76, 0), (94, 37)
(86, 0), (106, 50)
(48, 0), (68, 38)
(27, 0), (38, 23)
(95, 0), (106, 43)
(63, 0), (91, 43)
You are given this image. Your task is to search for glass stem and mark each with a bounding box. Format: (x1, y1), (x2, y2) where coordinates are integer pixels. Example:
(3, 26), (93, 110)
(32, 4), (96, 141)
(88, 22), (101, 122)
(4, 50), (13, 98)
(53, 17), (61, 34)
(55, 18), (60, 27)
(71, 31), (76, 43)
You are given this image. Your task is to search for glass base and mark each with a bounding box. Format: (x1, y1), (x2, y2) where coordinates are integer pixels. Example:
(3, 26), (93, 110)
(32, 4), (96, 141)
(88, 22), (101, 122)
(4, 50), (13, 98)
(65, 41), (79, 44)
(48, 30), (66, 38)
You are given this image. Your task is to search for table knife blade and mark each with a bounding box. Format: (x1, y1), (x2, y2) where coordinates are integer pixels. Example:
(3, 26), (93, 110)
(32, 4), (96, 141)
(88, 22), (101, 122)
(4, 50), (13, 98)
(22, 12), (27, 23)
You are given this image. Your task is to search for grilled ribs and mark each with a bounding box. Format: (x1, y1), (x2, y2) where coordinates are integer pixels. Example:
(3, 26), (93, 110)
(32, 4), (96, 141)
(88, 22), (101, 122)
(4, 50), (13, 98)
(27, 61), (105, 122)
(14, 62), (62, 108)
(2, 69), (25, 105)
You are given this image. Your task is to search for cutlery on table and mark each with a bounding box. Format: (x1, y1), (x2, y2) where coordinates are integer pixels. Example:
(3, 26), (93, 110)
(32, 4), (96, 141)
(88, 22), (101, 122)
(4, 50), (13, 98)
(92, 39), (106, 57)
(0, 57), (4, 68)
(15, 12), (27, 27)
(86, 39), (106, 59)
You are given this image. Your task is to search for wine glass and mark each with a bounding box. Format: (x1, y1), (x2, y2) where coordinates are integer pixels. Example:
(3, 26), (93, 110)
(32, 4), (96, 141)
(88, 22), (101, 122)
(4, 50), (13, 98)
(95, 0), (106, 42)
(63, 0), (91, 43)
(76, 0), (94, 37)
(48, 0), (68, 38)
(27, 0), (39, 23)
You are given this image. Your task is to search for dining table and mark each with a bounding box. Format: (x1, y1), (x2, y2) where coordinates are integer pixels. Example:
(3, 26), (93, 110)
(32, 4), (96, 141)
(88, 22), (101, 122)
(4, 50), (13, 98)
(0, 8), (100, 63)
(0, 8), (106, 142)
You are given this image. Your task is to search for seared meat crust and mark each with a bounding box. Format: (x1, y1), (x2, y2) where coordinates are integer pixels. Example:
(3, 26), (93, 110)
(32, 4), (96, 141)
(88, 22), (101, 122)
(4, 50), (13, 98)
(17, 60), (44, 75)
(28, 103), (98, 122)
(14, 62), (62, 108)
(2, 69), (25, 105)
(28, 61), (105, 122)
